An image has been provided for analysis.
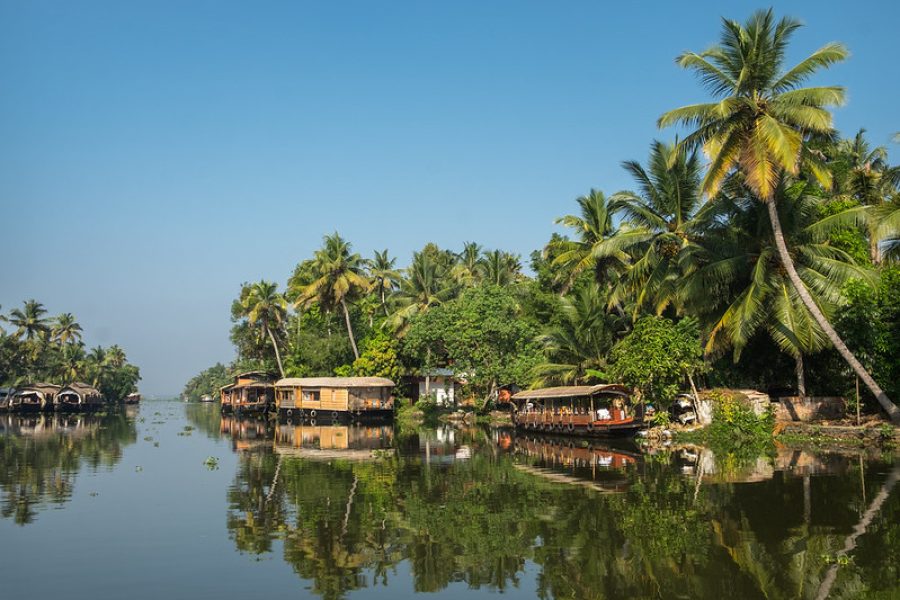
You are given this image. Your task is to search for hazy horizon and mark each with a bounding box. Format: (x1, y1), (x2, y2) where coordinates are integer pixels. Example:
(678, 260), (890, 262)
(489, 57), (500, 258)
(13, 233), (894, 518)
(2, 1), (898, 396)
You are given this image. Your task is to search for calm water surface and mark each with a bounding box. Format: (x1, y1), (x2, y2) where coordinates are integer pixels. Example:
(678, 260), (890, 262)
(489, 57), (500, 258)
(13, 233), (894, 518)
(0, 400), (897, 599)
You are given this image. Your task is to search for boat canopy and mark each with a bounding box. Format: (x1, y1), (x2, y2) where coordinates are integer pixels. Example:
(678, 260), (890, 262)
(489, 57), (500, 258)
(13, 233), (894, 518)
(511, 384), (630, 401)
(275, 377), (395, 388)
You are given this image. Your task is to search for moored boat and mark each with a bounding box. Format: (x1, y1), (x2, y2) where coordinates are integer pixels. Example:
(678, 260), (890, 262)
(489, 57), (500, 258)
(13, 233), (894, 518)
(54, 383), (104, 412)
(124, 392), (141, 405)
(221, 371), (277, 416)
(274, 377), (395, 421)
(9, 383), (61, 413)
(511, 384), (644, 437)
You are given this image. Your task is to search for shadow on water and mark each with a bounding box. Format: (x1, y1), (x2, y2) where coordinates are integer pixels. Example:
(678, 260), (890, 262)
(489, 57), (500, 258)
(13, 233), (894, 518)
(0, 410), (137, 525)
(187, 405), (900, 600)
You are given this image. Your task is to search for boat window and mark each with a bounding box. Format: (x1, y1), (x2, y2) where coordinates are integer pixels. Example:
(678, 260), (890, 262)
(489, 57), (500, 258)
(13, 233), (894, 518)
(302, 389), (320, 403)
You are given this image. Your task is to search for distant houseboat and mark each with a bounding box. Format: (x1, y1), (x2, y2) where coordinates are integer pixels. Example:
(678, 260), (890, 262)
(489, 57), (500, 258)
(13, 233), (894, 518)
(274, 377), (395, 421)
(220, 371), (277, 415)
(9, 384), (61, 413)
(124, 392), (141, 405)
(511, 384), (644, 437)
(54, 383), (104, 412)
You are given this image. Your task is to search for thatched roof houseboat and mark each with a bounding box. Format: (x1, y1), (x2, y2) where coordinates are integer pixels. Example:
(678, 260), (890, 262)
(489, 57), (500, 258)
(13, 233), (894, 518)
(55, 383), (104, 411)
(274, 377), (395, 421)
(10, 383), (61, 413)
(511, 384), (643, 437)
(220, 371), (277, 415)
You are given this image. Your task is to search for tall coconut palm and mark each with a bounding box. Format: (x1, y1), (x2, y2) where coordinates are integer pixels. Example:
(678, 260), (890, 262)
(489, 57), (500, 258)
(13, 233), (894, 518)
(367, 249), (401, 316)
(608, 141), (708, 315)
(451, 242), (483, 287)
(548, 189), (627, 294)
(659, 9), (898, 421)
(388, 250), (456, 333)
(51, 313), (83, 346)
(56, 343), (86, 383)
(533, 286), (626, 386)
(7, 299), (50, 341)
(292, 233), (369, 360)
(873, 197), (900, 261)
(85, 346), (107, 387)
(105, 344), (127, 369)
(238, 281), (288, 377)
(682, 180), (875, 396)
(477, 250), (521, 287)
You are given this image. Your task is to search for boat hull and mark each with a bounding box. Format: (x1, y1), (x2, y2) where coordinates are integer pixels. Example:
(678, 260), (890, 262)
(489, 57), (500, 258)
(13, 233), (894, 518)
(513, 417), (643, 438)
(278, 408), (394, 423)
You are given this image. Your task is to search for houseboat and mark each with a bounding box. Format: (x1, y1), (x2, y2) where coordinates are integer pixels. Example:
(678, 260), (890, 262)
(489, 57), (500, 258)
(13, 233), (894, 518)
(274, 377), (395, 421)
(9, 383), (61, 413)
(124, 392), (141, 405)
(273, 422), (394, 459)
(511, 384), (644, 437)
(220, 371), (277, 415)
(54, 383), (104, 412)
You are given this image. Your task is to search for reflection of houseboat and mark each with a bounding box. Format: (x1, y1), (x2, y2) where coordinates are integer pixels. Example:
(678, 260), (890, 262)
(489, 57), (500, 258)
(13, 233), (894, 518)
(54, 383), (104, 412)
(9, 383), (61, 413)
(511, 384), (644, 437)
(273, 422), (394, 459)
(220, 371), (277, 415)
(274, 377), (395, 421)
(124, 392), (141, 405)
(220, 415), (273, 451)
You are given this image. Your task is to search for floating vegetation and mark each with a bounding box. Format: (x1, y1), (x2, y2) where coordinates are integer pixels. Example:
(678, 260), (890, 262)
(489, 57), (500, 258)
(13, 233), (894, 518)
(143, 436), (154, 442)
(203, 456), (219, 470)
(135, 466), (143, 472)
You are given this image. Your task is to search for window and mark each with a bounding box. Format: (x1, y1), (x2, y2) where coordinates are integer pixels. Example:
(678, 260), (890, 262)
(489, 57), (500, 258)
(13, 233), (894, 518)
(302, 389), (320, 403)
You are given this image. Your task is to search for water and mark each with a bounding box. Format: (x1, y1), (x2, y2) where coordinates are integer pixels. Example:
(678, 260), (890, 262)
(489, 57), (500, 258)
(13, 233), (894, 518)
(0, 400), (897, 600)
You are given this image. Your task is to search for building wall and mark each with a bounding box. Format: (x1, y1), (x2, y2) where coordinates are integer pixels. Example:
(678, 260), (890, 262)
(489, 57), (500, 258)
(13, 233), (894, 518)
(418, 376), (457, 406)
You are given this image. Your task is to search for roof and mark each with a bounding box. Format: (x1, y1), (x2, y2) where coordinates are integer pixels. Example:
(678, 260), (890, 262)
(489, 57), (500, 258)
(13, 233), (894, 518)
(15, 383), (62, 394)
(234, 371), (277, 380)
(59, 383), (101, 395)
(512, 384), (631, 401)
(276, 377), (395, 388)
(232, 381), (275, 389)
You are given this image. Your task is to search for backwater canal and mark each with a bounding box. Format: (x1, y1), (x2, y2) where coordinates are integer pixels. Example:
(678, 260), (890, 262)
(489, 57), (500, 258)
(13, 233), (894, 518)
(0, 400), (897, 599)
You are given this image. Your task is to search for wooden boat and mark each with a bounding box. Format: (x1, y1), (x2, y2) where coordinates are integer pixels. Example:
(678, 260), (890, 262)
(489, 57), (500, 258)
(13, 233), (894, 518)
(54, 383), (104, 412)
(124, 392), (141, 405)
(221, 371), (277, 415)
(9, 383), (61, 413)
(274, 377), (395, 421)
(510, 384), (644, 437)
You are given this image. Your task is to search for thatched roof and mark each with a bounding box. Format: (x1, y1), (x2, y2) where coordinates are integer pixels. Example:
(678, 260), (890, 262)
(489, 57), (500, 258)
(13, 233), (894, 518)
(235, 371), (278, 381)
(276, 377), (395, 388)
(16, 383), (62, 394)
(512, 384), (630, 401)
(59, 383), (101, 396)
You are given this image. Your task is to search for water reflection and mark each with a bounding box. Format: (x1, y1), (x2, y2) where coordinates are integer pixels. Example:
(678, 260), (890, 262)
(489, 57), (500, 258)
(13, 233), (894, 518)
(0, 411), (137, 525)
(214, 417), (900, 600)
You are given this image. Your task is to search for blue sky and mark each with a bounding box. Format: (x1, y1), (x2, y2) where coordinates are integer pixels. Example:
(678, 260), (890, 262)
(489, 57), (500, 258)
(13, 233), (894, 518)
(1, 1), (898, 396)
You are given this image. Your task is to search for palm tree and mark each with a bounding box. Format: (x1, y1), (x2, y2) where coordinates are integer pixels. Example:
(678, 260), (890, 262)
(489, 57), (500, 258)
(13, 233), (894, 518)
(85, 346), (107, 387)
(872, 196), (900, 261)
(608, 141), (707, 315)
(477, 250), (521, 287)
(238, 281), (288, 377)
(105, 345), (127, 369)
(451, 242), (483, 287)
(367, 249), (401, 316)
(659, 9), (898, 421)
(682, 181), (874, 396)
(388, 250), (456, 333)
(7, 299), (50, 341)
(548, 189), (627, 294)
(51, 313), (83, 346)
(533, 286), (625, 386)
(292, 233), (369, 360)
(56, 343), (86, 383)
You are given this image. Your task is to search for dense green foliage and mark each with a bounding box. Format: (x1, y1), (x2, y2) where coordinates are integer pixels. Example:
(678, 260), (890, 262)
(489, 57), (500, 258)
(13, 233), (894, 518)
(0, 301), (141, 400)
(181, 362), (230, 403)
(609, 316), (705, 406)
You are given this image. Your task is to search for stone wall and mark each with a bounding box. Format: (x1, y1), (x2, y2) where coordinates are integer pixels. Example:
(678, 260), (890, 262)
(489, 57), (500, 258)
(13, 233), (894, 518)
(775, 396), (846, 422)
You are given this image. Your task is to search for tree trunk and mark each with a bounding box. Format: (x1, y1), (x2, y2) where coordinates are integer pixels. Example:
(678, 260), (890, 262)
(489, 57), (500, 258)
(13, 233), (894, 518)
(795, 354), (806, 399)
(266, 327), (285, 378)
(381, 287), (389, 317)
(766, 201), (900, 423)
(340, 298), (360, 360)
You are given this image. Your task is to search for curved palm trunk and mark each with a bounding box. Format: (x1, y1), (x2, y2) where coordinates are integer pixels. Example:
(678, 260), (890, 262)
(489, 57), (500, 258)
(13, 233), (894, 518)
(795, 354), (806, 398)
(766, 201), (899, 423)
(266, 326), (285, 378)
(340, 298), (360, 360)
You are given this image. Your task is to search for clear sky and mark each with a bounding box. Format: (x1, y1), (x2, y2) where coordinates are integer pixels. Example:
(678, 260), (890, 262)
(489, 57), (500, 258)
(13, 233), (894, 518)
(1, 1), (898, 396)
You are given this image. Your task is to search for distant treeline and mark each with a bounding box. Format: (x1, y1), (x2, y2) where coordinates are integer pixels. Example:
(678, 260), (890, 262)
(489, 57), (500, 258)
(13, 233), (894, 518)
(0, 301), (140, 401)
